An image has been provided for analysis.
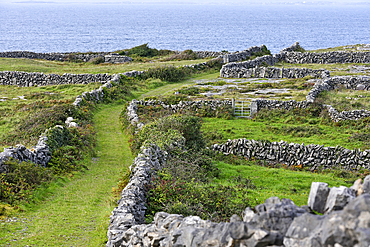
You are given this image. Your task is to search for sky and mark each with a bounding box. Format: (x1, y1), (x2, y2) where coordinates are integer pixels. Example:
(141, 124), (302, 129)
(0, 0), (365, 4)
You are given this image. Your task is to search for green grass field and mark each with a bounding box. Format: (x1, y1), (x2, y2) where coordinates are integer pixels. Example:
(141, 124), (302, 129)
(0, 57), (211, 75)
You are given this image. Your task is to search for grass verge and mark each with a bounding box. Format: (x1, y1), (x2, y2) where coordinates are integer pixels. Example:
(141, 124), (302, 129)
(0, 103), (133, 246)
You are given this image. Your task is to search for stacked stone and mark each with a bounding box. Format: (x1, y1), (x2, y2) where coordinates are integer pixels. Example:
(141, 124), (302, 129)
(0, 51), (66, 61)
(106, 144), (167, 247)
(252, 99), (311, 112)
(221, 45), (268, 63)
(212, 138), (370, 171)
(279, 41), (302, 53)
(0, 51), (112, 62)
(125, 99), (232, 131)
(72, 74), (120, 107)
(121, 70), (144, 77)
(282, 50), (370, 64)
(194, 50), (228, 59)
(306, 76), (370, 103)
(0, 128), (53, 172)
(0, 71), (113, 87)
(104, 54), (132, 64)
(326, 105), (370, 122)
(221, 66), (329, 79)
(220, 54), (282, 77)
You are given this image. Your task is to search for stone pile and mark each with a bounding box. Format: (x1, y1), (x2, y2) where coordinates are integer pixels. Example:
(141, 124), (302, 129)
(221, 66), (329, 79)
(212, 138), (370, 171)
(0, 71), (113, 87)
(107, 144), (167, 247)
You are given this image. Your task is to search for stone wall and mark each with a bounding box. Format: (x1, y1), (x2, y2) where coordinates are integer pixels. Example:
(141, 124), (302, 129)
(213, 138), (370, 171)
(221, 45), (268, 63)
(106, 144), (166, 247)
(0, 51), (132, 63)
(103, 54), (132, 64)
(281, 50), (370, 64)
(0, 71), (114, 87)
(306, 76), (370, 102)
(221, 66), (330, 79)
(0, 134), (51, 174)
(106, 192), (370, 247)
(125, 99), (232, 130)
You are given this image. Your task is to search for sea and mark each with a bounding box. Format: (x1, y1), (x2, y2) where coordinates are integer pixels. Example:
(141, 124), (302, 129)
(0, 2), (369, 54)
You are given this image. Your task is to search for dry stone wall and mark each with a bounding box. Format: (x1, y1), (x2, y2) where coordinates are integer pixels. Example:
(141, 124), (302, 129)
(107, 144), (166, 247)
(281, 50), (370, 64)
(125, 99), (232, 130)
(221, 66), (329, 79)
(213, 138), (370, 171)
(0, 51), (131, 63)
(250, 76), (370, 122)
(0, 71), (114, 87)
(221, 45), (268, 63)
(221, 42), (370, 79)
(0, 134), (51, 174)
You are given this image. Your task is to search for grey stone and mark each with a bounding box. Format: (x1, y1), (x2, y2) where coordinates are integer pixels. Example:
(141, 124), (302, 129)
(324, 186), (356, 213)
(363, 175), (370, 194)
(307, 182), (330, 214)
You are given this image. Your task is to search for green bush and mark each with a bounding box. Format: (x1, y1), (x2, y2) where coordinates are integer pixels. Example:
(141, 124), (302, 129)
(145, 169), (252, 222)
(47, 145), (82, 175)
(89, 56), (105, 64)
(131, 115), (204, 154)
(0, 159), (53, 204)
(164, 49), (198, 61)
(140, 65), (195, 82)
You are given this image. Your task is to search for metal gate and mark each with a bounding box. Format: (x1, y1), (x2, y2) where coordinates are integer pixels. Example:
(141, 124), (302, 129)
(232, 99), (251, 118)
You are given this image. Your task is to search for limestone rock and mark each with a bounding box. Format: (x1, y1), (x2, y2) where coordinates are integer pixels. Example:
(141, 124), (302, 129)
(307, 182), (330, 214)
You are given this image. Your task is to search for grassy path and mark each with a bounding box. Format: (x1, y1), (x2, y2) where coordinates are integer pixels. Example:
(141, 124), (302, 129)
(0, 103), (133, 246)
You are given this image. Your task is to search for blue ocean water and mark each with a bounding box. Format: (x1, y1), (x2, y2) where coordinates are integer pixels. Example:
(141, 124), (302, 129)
(0, 3), (369, 54)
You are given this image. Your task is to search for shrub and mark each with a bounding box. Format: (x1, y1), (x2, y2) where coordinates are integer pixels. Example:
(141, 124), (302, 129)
(140, 65), (194, 82)
(145, 169), (252, 222)
(89, 56), (105, 64)
(164, 49), (198, 61)
(1, 159), (53, 204)
(47, 145), (82, 175)
(131, 115), (204, 154)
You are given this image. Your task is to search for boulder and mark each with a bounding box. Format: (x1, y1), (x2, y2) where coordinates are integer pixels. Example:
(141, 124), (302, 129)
(307, 182), (330, 214)
(324, 186), (356, 213)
